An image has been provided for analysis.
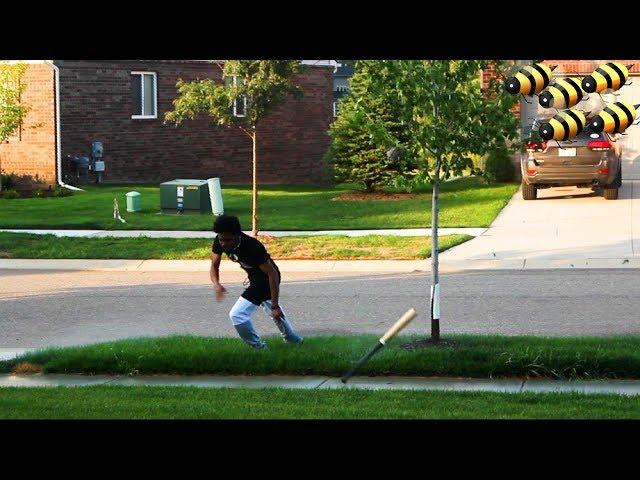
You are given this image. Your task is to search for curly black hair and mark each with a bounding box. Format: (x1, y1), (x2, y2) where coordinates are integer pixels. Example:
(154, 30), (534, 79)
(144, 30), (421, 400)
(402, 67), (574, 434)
(213, 214), (242, 234)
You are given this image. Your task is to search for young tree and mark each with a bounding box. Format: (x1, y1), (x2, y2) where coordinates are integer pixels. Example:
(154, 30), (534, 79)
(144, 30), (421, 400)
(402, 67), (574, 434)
(354, 60), (519, 342)
(0, 63), (29, 193)
(165, 60), (303, 236)
(328, 60), (417, 192)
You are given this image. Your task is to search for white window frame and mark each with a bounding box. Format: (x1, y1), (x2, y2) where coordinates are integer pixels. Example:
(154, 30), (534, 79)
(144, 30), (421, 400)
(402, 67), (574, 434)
(231, 75), (247, 118)
(131, 71), (158, 119)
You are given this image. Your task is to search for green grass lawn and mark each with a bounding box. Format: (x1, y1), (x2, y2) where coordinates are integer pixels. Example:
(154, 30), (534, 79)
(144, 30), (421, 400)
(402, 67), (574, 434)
(0, 178), (518, 230)
(1, 386), (638, 419)
(0, 232), (471, 260)
(5, 334), (640, 379)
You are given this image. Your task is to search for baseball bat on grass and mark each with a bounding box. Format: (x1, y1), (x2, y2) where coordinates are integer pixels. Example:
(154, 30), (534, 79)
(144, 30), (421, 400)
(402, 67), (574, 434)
(341, 308), (417, 383)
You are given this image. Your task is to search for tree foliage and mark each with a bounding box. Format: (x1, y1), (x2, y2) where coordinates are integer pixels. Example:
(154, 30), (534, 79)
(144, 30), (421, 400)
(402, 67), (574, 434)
(165, 60), (303, 235)
(328, 60), (418, 192)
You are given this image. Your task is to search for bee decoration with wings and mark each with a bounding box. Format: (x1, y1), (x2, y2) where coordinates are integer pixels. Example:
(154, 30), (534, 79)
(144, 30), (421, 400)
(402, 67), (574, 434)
(588, 101), (640, 135)
(582, 63), (634, 97)
(538, 108), (590, 143)
(504, 63), (557, 104)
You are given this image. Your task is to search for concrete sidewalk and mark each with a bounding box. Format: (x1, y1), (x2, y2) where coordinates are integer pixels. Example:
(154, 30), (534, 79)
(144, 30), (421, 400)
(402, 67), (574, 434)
(0, 258), (429, 273)
(0, 228), (486, 238)
(2, 373), (640, 395)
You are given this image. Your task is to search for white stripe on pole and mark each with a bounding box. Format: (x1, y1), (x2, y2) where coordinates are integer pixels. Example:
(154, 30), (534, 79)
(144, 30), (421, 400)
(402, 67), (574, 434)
(431, 283), (441, 320)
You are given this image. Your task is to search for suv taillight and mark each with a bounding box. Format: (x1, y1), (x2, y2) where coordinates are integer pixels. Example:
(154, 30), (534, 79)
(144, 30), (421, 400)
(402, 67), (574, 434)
(526, 142), (547, 152)
(588, 140), (611, 151)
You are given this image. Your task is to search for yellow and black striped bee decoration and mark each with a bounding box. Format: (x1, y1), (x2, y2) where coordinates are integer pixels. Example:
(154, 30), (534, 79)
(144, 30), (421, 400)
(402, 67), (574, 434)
(504, 63), (556, 96)
(538, 78), (585, 109)
(588, 101), (640, 134)
(538, 109), (590, 141)
(582, 63), (634, 94)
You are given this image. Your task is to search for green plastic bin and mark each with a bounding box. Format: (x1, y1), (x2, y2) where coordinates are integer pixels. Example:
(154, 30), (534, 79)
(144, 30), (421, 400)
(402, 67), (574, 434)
(126, 191), (141, 212)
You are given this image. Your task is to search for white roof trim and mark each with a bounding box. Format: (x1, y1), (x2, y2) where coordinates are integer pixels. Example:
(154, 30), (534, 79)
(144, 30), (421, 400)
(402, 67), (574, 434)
(210, 59), (341, 69)
(301, 60), (341, 68)
(0, 60), (51, 64)
(0, 59), (341, 67)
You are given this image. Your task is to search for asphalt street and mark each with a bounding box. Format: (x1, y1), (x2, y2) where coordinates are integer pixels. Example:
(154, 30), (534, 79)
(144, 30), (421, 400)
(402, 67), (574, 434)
(2, 268), (639, 348)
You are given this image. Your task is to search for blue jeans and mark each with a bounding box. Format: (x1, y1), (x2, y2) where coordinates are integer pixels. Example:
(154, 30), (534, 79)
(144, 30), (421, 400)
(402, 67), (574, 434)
(229, 297), (304, 349)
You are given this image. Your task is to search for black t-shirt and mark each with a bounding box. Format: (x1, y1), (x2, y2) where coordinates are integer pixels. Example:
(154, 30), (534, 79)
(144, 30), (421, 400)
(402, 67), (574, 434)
(212, 232), (280, 305)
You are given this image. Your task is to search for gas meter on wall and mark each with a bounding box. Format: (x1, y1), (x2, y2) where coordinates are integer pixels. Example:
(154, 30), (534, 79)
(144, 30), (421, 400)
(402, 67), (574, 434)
(91, 141), (105, 181)
(92, 141), (104, 158)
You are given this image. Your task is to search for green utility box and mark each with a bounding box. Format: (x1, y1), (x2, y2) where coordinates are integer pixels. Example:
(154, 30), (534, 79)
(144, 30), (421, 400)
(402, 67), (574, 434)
(160, 179), (212, 214)
(126, 191), (141, 212)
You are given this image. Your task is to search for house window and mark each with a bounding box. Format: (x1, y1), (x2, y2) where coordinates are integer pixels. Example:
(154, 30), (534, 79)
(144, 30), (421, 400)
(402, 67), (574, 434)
(131, 72), (157, 119)
(225, 75), (246, 117)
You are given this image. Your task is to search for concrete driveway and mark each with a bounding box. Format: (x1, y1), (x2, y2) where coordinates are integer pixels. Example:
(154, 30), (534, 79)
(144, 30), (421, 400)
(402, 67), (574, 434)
(442, 177), (640, 266)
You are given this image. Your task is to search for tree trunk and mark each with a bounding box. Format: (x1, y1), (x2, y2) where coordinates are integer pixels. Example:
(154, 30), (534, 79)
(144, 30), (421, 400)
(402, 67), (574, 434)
(251, 130), (258, 237)
(430, 156), (441, 341)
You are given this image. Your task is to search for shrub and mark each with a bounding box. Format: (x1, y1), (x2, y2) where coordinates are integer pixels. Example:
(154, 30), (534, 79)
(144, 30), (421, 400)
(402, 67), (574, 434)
(1, 172), (15, 190)
(328, 61), (418, 192)
(52, 186), (74, 197)
(390, 171), (432, 193)
(1, 189), (21, 199)
(484, 144), (515, 183)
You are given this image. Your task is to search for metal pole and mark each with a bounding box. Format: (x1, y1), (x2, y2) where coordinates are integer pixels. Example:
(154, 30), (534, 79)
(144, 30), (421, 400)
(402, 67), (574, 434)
(430, 156), (440, 341)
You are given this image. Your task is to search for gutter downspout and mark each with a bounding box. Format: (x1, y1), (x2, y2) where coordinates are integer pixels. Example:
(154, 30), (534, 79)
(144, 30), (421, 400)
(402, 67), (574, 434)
(44, 60), (84, 192)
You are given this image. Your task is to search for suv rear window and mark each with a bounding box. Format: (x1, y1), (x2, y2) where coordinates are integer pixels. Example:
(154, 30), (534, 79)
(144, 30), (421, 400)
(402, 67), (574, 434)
(555, 130), (605, 147)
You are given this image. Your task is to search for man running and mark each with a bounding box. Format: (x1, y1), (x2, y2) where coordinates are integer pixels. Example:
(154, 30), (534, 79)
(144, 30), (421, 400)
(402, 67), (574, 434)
(210, 214), (304, 349)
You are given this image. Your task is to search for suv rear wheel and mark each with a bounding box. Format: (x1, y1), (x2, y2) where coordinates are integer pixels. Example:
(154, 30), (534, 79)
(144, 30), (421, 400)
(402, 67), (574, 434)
(522, 181), (537, 200)
(603, 166), (621, 200)
(604, 187), (619, 200)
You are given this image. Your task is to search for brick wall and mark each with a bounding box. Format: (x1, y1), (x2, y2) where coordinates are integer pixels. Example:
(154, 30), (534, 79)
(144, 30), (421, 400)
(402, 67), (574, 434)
(55, 60), (334, 185)
(0, 63), (56, 187)
(544, 60), (640, 75)
(482, 61), (521, 117)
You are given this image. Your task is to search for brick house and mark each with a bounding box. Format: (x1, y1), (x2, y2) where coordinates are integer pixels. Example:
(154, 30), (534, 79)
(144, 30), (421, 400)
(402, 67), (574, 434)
(0, 60), (338, 189)
(484, 60), (640, 180)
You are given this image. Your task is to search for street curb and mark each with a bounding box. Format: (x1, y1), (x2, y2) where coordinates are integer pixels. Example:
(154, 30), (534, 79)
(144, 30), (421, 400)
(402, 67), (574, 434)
(0, 258), (429, 273)
(3, 257), (640, 273)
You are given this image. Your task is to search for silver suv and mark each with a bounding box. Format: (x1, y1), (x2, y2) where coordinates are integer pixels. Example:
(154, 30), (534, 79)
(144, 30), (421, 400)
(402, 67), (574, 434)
(520, 130), (622, 200)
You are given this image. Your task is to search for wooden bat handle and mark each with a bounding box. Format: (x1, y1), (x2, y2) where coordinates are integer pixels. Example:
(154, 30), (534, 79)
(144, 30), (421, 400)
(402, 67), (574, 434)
(380, 308), (417, 343)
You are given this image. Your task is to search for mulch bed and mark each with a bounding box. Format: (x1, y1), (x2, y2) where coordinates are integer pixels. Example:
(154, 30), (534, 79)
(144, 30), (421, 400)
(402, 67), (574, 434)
(332, 192), (418, 201)
(400, 338), (459, 350)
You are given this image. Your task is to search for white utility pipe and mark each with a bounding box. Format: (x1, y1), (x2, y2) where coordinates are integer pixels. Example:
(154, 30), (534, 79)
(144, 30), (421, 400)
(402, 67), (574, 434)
(44, 60), (83, 192)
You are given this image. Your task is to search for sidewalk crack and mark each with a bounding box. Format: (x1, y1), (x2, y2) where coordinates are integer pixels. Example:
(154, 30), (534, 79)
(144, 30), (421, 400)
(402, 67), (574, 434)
(99, 376), (121, 386)
(314, 378), (330, 389)
(519, 379), (526, 393)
